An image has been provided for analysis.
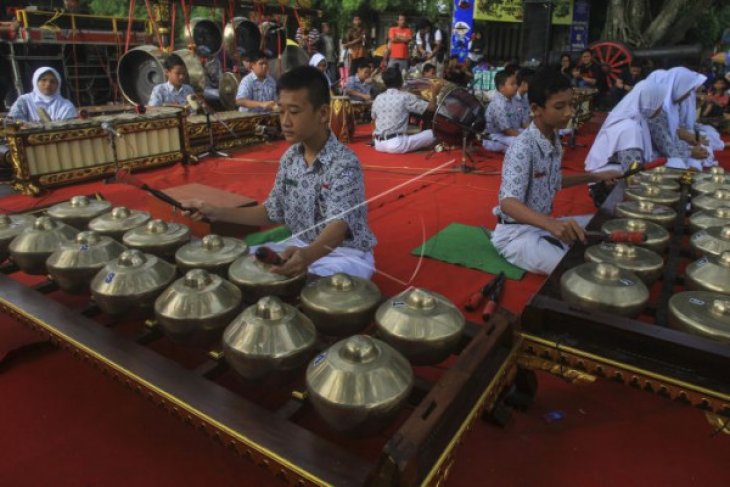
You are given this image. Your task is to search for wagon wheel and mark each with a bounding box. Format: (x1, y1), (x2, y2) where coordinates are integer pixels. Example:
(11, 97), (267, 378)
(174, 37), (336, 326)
(589, 41), (633, 88)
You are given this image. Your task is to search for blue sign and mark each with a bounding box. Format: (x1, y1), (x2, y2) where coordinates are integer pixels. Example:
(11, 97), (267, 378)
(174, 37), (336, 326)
(570, 24), (588, 51)
(450, 0), (475, 62)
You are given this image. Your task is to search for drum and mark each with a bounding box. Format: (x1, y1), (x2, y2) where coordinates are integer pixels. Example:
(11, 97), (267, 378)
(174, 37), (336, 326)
(219, 72), (241, 111)
(571, 87), (598, 127)
(403, 78), (454, 104)
(330, 96), (355, 143)
(432, 87), (485, 147)
(223, 17), (262, 60)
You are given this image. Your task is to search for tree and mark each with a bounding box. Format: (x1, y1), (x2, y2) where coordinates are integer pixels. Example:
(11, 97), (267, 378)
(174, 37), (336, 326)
(602, 0), (719, 48)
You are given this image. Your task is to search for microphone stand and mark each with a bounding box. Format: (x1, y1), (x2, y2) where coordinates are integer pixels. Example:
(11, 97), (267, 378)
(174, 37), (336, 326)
(102, 122), (121, 182)
(198, 99), (230, 160)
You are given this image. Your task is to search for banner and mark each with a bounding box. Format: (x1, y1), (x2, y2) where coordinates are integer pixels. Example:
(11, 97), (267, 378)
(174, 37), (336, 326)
(450, 0), (475, 62)
(473, 0), (574, 25)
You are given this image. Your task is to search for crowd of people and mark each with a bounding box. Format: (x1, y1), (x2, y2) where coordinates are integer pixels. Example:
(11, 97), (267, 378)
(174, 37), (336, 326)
(5, 11), (728, 281)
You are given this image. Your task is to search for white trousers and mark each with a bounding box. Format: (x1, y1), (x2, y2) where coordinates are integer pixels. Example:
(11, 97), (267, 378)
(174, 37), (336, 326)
(251, 237), (375, 279)
(482, 133), (519, 152)
(491, 215), (592, 275)
(374, 130), (435, 154)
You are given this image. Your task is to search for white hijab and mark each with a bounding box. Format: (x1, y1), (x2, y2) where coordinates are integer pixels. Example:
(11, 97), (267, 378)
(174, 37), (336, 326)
(309, 52), (326, 69)
(652, 67), (705, 136)
(585, 80), (667, 171)
(13, 66), (77, 122)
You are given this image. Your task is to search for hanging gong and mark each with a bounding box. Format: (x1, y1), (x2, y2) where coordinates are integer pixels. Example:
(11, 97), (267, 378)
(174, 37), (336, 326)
(269, 45), (310, 80)
(118, 46), (205, 105)
(184, 18), (223, 57)
(223, 17), (262, 60)
(218, 72), (241, 110)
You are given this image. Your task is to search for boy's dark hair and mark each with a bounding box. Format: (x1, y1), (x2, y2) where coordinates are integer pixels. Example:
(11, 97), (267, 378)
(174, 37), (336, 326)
(382, 66), (403, 89)
(528, 68), (572, 107)
(629, 59), (642, 69)
(517, 67), (535, 86)
(502, 63), (519, 75)
(354, 57), (372, 72)
(250, 51), (269, 62)
(581, 48), (592, 56)
(715, 77), (729, 88)
(277, 66), (331, 108)
(163, 54), (185, 71)
(495, 70), (515, 89)
(422, 63), (436, 74)
(416, 18), (432, 31)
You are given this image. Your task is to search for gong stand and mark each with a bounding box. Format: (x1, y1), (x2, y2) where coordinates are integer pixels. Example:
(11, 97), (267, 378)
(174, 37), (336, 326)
(0, 198), (520, 487)
(520, 181), (730, 421)
(197, 104), (230, 160)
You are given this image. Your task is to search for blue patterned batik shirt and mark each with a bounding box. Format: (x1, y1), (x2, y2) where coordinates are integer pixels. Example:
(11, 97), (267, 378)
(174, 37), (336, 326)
(236, 71), (277, 113)
(148, 82), (195, 106)
(494, 123), (563, 223)
(264, 132), (377, 252)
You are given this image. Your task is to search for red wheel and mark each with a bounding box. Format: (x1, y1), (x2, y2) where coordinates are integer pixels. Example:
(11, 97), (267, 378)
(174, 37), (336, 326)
(589, 41), (633, 88)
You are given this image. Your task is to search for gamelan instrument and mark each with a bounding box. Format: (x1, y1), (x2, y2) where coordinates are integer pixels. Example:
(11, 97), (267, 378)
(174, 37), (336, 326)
(0, 214), (35, 263)
(668, 291), (730, 343)
(433, 86), (486, 147)
(88, 206), (151, 241)
(46, 231), (126, 294)
(47, 195), (112, 230)
(184, 18), (223, 57)
(299, 273), (382, 336)
(8, 216), (79, 275)
(600, 218), (670, 253)
(329, 96), (356, 143)
(175, 234), (249, 277)
(223, 296), (317, 380)
(186, 111), (279, 156)
(584, 242), (664, 285)
(90, 249), (176, 315)
(688, 206), (730, 233)
(227, 254), (306, 302)
(223, 17), (262, 60)
(685, 252), (730, 295)
(269, 45), (310, 80)
(570, 87), (598, 127)
(117, 46), (205, 105)
(5, 107), (185, 195)
(155, 269), (242, 346)
(692, 189), (730, 213)
(306, 334), (413, 434)
(375, 288), (465, 365)
(122, 219), (191, 261)
(218, 72), (241, 111)
(689, 225), (730, 258)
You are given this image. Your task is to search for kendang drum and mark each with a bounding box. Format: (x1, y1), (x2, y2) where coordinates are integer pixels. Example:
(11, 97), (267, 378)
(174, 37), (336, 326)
(330, 96), (356, 143)
(433, 86), (485, 147)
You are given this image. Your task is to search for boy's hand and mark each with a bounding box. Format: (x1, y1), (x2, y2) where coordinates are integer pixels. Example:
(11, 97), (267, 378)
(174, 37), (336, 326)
(545, 218), (586, 245)
(271, 246), (311, 277)
(691, 145), (709, 160)
(594, 170), (622, 185)
(181, 199), (218, 222)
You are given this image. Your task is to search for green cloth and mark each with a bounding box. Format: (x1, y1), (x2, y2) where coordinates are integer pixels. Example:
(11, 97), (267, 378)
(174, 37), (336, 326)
(411, 223), (525, 280)
(244, 226), (292, 246)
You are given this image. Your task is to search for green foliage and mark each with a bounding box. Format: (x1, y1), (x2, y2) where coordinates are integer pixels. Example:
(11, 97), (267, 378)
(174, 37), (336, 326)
(690, 3), (730, 48)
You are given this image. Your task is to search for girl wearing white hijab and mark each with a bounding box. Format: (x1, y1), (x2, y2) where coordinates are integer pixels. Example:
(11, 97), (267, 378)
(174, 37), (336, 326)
(309, 53), (333, 89)
(585, 80), (667, 174)
(646, 67), (712, 170)
(8, 67), (76, 122)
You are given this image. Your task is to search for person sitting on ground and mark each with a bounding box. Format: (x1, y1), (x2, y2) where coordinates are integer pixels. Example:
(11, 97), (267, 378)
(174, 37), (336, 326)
(443, 55), (473, 87)
(515, 67), (535, 128)
(8, 66), (76, 122)
(147, 55), (195, 109)
(482, 70), (526, 152)
(371, 66), (442, 154)
(490, 69), (621, 275)
(422, 63), (437, 79)
(309, 53), (335, 91)
(585, 80), (667, 206)
(611, 60), (644, 105)
(701, 76), (730, 118)
(185, 66), (377, 279)
(344, 58), (374, 102)
(235, 52), (277, 113)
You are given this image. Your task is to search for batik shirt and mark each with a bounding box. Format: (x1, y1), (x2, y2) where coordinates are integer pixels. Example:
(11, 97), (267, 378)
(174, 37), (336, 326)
(606, 148), (645, 172)
(494, 123), (563, 223)
(648, 110), (691, 158)
(485, 91), (524, 135)
(148, 82), (195, 106)
(371, 89), (429, 137)
(264, 132), (377, 252)
(344, 75), (373, 101)
(514, 92), (531, 126)
(236, 72), (277, 113)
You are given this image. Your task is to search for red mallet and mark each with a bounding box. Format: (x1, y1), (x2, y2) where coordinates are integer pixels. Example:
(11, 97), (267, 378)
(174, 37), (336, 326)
(254, 246), (285, 266)
(585, 230), (647, 244)
(482, 273), (506, 322)
(463, 272), (504, 312)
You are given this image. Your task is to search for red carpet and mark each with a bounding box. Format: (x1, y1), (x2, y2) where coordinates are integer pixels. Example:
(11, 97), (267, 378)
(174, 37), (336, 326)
(1, 122), (729, 486)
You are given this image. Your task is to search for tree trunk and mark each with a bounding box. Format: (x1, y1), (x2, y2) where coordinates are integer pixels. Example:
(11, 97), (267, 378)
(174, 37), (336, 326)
(602, 0), (644, 46)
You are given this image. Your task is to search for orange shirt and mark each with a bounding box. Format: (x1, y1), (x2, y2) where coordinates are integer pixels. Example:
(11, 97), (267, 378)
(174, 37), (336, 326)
(388, 26), (412, 59)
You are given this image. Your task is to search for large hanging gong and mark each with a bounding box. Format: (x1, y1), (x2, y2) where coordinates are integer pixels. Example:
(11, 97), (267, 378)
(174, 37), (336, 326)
(269, 45), (310, 80)
(184, 18), (223, 56)
(117, 46), (205, 105)
(218, 72), (241, 110)
(223, 17), (262, 60)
